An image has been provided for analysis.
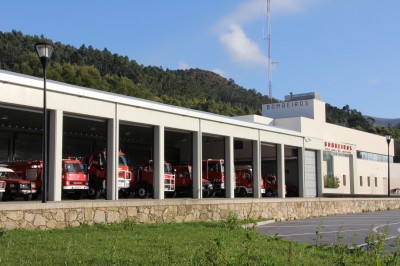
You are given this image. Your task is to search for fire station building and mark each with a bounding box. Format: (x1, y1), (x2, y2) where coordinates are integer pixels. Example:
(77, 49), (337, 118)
(0, 69), (398, 201)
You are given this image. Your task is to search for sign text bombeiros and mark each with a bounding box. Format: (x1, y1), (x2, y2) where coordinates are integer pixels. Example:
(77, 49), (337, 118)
(264, 100), (309, 110)
(325, 141), (352, 154)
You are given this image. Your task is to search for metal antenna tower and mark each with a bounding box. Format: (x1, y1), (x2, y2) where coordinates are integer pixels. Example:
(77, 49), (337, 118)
(267, 0), (273, 103)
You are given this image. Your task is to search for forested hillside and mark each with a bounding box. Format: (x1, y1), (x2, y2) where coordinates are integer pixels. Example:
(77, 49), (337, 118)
(0, 30), (399, 160)
(0, 30), (267, 116)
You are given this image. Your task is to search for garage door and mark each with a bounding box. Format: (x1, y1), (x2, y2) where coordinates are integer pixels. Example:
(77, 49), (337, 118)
(304, 150), (317, 197)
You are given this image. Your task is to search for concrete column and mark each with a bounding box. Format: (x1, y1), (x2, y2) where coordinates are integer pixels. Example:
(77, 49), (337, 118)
(192, 130), (202, 199)
(349, 153), (357, 195)
(316, 150), (323, 197)
(106, 117), (117, 200)
(154, 125), (165, 199)
(252, 138), (261, 198)
(48, 109), (63, 201)
(277, 144), (286, 198)
(297, 147), (305, 197)
(225, 136), (235, 198)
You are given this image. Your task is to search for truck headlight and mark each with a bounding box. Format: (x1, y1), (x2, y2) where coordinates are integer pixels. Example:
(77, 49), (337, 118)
(19, 183), (28, 189)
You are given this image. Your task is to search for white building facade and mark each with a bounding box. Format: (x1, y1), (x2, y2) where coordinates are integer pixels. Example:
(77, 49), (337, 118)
(0, 70), (398, 201)
(261, 92), (399, 196)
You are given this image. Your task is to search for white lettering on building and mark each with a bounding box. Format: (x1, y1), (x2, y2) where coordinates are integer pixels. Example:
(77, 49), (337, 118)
(265, 100), (309, 110)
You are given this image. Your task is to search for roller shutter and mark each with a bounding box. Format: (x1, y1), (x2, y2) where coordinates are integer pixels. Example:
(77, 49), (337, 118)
(304, 150), (317, 197)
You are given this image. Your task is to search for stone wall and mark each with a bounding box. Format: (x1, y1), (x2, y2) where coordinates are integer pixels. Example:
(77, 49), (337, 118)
(1, 197), (400, 230)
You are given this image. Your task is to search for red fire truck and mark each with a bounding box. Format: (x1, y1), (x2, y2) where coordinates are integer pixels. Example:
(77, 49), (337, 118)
(0, 167), (36, 201)
(62, 158), (89, 199)
(173, 165), (214, 198)
(0, 177), (5, 201)
(131, 160), (175, 198)
(202, 159), (225, 194)
(202, 159), (266, 197)
(6, 158), (89, 199)
(262, 175), (287, 197)
(86, 150), (132, 199)
(234, 165), (266, 197)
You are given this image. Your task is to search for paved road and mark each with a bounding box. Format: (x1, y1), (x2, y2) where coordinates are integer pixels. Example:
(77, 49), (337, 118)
(257, 210), (400, 249)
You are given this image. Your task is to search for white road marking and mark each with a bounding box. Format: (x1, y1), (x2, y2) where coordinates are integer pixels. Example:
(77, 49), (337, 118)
(276, 228), (371, 237)
(356, 236), (398, 249)
(372, 222), (400, 233)
(261, 223), (388, 228)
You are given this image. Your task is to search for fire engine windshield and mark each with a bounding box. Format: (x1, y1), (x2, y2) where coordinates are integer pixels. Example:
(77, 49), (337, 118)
(208, 162), (224, 173)
(119, 155), (128, 166)
(65, 163), (85, 173)
(0, 171), (19, 179)
(164, 163), (172, 174)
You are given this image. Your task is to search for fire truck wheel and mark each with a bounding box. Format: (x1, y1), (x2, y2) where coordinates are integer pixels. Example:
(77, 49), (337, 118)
(265, 190), (274, 197)
(203, 190), (215, 198)
(238, 188), (247, 197)
(202, 190), (210, 198)
(2, 193), (9, 201)
(24, 194), (32, 201)
(119, 190), (130, 199)
(137, 185), (149, 199)
(165, 191), (176, 198)
(87, 187), (101, 199)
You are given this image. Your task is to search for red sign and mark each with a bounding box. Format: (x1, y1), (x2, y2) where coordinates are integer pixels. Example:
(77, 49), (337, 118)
(324, 141), (352, 154)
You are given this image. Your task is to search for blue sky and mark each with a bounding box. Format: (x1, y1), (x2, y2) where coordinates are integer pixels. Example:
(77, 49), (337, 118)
(1, 0), (399, 118)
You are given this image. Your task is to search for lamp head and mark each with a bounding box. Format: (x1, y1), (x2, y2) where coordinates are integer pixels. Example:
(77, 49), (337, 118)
(35, 43), (54, 67)
(386, 135), (392, 144)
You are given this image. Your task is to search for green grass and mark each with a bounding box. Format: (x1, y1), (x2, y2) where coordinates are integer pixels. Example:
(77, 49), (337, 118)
(0, 216), (398, 265)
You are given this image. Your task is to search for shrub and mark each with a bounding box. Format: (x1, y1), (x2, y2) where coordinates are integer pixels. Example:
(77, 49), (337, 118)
(324, 175), (340, 188)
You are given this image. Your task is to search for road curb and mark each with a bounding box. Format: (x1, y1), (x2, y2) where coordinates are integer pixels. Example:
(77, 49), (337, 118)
(242, 219), (275, 229)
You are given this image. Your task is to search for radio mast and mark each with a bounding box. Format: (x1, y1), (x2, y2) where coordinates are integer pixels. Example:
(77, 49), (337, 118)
(267, 0), (273, 103)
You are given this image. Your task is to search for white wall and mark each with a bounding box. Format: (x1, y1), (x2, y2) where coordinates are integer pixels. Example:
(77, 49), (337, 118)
(269, 98), (397, 197)
(322, 155), (351, 194)
(391, 164), (400, 193)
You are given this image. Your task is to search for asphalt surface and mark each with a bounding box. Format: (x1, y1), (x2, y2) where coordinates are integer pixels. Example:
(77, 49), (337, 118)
(257, 210), (400, 249)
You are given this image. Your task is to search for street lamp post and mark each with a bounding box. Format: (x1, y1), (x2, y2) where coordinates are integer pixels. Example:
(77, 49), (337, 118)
(386, 135), (392, 197)
(35, 43), (54, 203)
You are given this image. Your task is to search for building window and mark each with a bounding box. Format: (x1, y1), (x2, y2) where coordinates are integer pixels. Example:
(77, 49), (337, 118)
(375, 177), (378, 187)
(360, 176), (363, 186)
(367, 176), (370, 187)
(357, 150), (394, 163)
(323, 151), (334, 176)
(343, 175), (346, 186)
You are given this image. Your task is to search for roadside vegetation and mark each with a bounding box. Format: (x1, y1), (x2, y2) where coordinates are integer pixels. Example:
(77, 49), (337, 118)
(0, 214), (399, 265)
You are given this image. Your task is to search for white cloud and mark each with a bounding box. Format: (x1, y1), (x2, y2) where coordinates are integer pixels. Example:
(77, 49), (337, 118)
(215, 0), (321, 68)
(177, 60), (190, 70)
(219, 23), (268, 68)
(216, 0), (264, 31)
(212, 68), (226, 77)
(215, 0), (321, 31)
